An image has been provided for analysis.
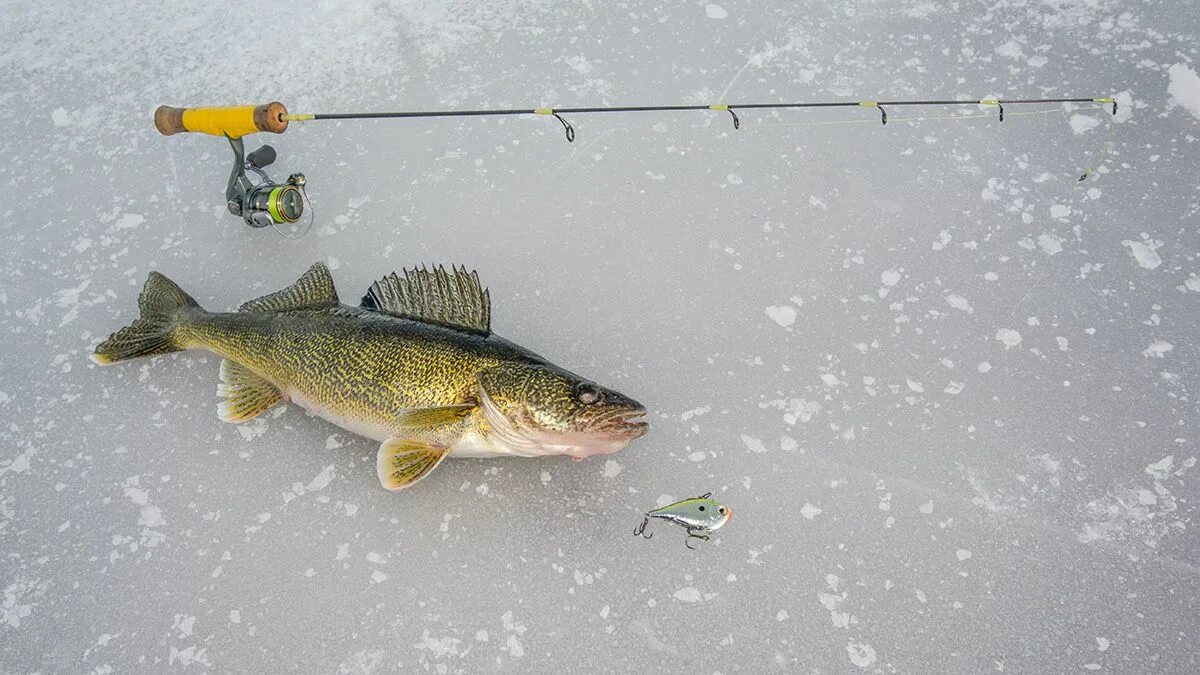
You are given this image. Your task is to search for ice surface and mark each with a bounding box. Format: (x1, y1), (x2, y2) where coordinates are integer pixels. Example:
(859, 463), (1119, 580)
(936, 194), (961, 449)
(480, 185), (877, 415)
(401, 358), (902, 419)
(2, 0), (1199, 672)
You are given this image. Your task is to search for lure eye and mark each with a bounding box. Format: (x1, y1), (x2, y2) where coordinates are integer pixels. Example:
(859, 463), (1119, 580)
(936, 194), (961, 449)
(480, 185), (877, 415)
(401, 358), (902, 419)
(576, 383), (603, 405)
(719, 507), (726, 514)
(698, 505), (706, 512)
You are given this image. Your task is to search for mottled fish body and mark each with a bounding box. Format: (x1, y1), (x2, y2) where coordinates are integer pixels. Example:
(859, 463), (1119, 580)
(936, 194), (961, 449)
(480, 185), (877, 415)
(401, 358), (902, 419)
(93, 263), (647, 490)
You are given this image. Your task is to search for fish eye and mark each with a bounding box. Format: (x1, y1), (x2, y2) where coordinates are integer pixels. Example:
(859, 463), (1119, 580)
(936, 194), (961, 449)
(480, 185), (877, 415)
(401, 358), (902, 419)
(698, 505), (705, 512)
(575, 383), (602, 405)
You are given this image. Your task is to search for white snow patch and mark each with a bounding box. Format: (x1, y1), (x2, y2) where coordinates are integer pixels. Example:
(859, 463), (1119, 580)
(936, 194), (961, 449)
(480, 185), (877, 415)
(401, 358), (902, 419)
(705, 4), (728, 19)
(846, 640), (877, 668)
(995, 329), (1023, 349)
(603, 459), (622, 478)
(956, 549), (972, 561)
(305, 465), (335, 492)
(114, 213), (145, 230)
(880, 269), (901, 287)
(740, 434), (769, 454)
(52, 107), (74, 127)
(1069, 114), (1100, 134)
(1122, 239), (1162, 270)
(1142, 341), (1173, 358)
(800, 503), (822, 520)
(994, 40), (1024, 59)
(1050, 204), (1071, 219)
(765, 305), (797, 328)
(1037, 233), (1064, 255)
(1167, 63), (1200, 120)
(946, 294), (973, 313)
(1145, 456), (1175, 480)
(820, 373), (841, 386)
(673, 586), (703, 602)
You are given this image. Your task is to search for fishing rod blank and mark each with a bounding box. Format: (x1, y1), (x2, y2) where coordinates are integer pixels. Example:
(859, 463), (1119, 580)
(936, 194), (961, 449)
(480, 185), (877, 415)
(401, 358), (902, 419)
(152, 95), (1119, 233)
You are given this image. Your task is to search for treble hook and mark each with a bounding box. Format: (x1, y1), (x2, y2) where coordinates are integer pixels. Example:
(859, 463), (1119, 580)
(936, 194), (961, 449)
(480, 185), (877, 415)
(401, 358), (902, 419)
(877, 105), (888, 125)
(553, 113), (575, 142)
(633, 515), (653, 539)
(685, 530), (711, 550)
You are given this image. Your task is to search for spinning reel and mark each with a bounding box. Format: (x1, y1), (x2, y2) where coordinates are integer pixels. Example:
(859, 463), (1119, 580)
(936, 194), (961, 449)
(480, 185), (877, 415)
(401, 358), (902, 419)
(225, 137), (308, 229)
(154, 102), (312, 235)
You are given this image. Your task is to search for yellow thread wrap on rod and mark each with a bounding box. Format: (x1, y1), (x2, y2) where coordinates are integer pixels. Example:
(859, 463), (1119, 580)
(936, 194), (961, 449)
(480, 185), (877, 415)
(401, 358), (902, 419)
(534, 108), (554, 115)
(709, 104), (729, 111)
(1093, 97), (1114, 103)
(979, 99), (1000, 105)
(858, 101), (879, 107)
(181, 105), (261, 138)
(282, 113), (315, 122)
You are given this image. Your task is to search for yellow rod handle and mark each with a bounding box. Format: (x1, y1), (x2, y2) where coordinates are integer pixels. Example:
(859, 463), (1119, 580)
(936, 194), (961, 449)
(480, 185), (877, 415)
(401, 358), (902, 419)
(154, 102), (289, 138)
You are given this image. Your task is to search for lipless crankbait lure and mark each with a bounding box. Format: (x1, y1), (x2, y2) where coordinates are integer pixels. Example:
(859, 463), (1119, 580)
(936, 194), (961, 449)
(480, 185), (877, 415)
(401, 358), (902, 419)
(634, 492), (732, 549)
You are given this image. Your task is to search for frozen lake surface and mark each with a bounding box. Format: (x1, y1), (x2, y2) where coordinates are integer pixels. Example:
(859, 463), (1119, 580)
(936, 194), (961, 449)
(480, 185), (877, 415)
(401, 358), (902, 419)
(2, 0), (1198, 671)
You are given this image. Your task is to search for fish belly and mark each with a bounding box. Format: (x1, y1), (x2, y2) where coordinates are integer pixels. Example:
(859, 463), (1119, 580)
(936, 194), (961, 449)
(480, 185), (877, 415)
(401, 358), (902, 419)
(449, 430), (510, 458)
(287, 389), (395, 443)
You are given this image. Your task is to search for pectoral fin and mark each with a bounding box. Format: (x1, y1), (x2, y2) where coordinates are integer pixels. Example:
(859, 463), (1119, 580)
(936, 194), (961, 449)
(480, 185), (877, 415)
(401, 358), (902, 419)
(376, 439), (449, 491)
(394, 404), (475, 430)
(217, 359), (282, 423)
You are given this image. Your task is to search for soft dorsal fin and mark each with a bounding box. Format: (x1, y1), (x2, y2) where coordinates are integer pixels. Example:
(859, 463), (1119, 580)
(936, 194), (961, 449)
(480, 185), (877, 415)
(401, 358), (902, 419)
(360, 265), (491, 334)
(240, 262), (339, 313)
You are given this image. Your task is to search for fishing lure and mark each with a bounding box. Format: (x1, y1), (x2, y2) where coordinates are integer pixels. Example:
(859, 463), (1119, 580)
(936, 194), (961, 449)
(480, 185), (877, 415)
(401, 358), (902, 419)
(634, 492), (732, 549)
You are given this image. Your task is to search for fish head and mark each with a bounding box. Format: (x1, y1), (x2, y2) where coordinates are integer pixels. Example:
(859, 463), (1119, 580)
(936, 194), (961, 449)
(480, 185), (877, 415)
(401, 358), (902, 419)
(477, 363), (647, 458)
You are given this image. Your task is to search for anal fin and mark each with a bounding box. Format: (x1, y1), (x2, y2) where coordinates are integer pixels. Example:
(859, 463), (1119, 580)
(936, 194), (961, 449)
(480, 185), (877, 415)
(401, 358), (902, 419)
(217, 359), (283, 423)
(376, 439), (449, 491)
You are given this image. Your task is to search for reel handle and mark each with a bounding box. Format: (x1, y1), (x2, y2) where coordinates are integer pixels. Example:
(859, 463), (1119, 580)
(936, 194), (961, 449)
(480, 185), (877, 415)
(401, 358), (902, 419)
(154, 102), (289, 138)
(246, 145), (277, 169)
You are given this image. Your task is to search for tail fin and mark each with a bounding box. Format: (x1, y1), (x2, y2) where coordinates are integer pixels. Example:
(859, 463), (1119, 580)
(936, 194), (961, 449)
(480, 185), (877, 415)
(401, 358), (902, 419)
(91, 272), (202, 365)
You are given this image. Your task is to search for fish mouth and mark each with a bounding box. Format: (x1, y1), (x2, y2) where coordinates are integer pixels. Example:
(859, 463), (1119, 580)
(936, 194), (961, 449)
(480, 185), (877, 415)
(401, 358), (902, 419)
(589, 408), (649, 440)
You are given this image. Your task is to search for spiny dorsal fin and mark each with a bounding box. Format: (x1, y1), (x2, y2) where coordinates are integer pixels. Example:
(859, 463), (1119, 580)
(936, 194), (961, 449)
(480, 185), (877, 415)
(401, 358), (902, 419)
(360, 264), (491, 334)
(240, 262), (339, 313)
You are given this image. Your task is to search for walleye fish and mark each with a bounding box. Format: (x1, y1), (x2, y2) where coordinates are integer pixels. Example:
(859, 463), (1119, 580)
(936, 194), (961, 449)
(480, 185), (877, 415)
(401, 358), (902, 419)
(92, 262), (648, 490)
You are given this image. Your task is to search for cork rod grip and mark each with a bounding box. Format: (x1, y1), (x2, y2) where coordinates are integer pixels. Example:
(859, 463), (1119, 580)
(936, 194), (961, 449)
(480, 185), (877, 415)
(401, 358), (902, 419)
(154, 102), (289, 138)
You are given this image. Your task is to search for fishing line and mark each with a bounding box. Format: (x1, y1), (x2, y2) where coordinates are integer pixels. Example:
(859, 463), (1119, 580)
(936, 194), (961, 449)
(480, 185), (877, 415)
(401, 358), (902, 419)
(268, 184), (316, 240)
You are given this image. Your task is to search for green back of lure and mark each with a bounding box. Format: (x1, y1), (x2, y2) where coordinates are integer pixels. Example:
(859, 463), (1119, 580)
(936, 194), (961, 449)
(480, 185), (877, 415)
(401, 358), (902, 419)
(647, 492), (732, 531)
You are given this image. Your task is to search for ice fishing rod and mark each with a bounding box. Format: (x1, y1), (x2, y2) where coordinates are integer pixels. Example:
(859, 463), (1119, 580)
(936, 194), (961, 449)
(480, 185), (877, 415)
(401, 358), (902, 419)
(154, 95), (1118, 232)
